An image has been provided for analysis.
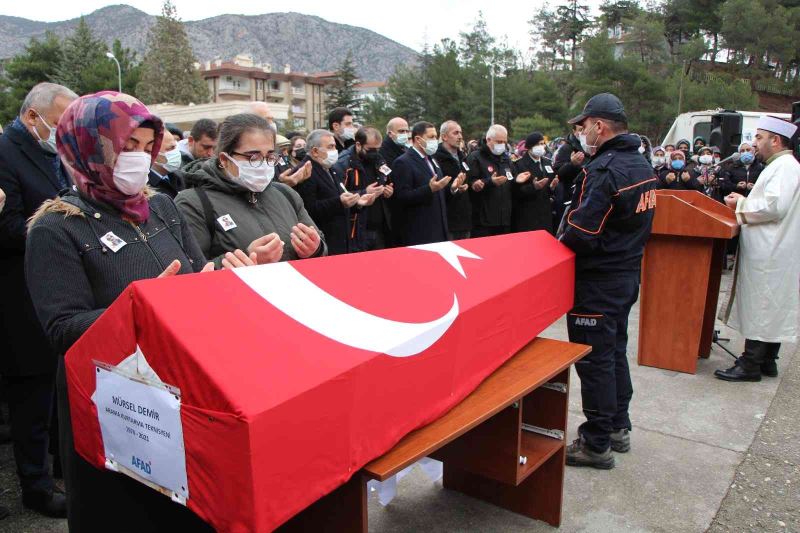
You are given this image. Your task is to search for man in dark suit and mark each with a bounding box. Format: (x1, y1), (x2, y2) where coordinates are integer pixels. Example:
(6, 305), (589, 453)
(0, 82), (75, 518)
(149, 129), (186, 198)
(392, 121), (463, 246)
(296, 129), (376, 255)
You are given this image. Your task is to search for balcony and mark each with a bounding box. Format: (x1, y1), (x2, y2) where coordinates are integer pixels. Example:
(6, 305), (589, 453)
(291, 105), (306, 116)
(218, 87), (250, 97)
(291, 86), (306, 99)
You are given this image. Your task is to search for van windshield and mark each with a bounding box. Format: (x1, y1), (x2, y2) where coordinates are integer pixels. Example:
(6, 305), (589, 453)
(693, 122), (712, 145)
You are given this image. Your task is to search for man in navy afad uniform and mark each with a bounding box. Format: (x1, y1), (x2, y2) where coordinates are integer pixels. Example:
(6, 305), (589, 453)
(558, 93), (657, 469)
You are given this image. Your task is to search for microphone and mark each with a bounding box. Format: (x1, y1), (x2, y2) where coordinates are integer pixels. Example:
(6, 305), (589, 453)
(713, 152), (740, 169)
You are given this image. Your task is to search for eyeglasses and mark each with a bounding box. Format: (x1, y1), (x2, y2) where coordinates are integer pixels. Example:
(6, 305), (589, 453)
(231, 151), (280, 168)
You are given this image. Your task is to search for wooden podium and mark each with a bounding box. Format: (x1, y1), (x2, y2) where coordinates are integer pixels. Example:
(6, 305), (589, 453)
(638, 190), (739, 374)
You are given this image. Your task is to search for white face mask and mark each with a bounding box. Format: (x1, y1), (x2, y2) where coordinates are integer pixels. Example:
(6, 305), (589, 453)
(33, 111), (57, 154)
(162, 148), (182, 172)
(579, 122), (599, 154)
(225, 154), (274, 193)
(394, 133), (410, 147)
(422, 138), (438, 156)
(530, 146), (546, 158)
(491, 142), (506, 156)
(652, 156), (665, 167)
(699, 154), (713, 165)
(113, 152), (152, 195)
(341, 127), (357, 141)
(323, 149), (339, 168)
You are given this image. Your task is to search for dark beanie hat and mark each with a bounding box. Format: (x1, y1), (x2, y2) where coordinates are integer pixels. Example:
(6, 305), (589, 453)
(525, 132), (544, 149)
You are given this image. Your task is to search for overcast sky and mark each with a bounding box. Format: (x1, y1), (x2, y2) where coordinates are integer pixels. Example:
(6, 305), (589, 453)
(2, 0), (605, 54)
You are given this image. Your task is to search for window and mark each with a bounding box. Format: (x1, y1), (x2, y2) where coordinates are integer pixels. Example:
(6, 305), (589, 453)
(693, 122), (712, 145)
(269, 80), (281, 92)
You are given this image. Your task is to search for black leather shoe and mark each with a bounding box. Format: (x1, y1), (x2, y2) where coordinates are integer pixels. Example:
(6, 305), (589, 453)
(566, 436), (615, 469)
(715, 364), (761, 382)
(22, 490), (67, 519)
(761, 359), (778, 377)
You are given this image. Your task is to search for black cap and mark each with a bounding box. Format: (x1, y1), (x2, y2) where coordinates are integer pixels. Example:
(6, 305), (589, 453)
(525, 132), (544, 149)
(568, 93), (628, 125)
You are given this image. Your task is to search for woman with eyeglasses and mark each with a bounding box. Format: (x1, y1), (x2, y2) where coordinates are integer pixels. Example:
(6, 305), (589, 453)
(175, 113), (326, 267)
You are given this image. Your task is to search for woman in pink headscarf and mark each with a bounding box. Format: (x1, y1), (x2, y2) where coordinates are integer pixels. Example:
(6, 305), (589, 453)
(26, 92), (240, 531)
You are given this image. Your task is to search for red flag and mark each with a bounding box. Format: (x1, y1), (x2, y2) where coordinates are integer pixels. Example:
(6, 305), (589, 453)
(66, 231), (574, 531)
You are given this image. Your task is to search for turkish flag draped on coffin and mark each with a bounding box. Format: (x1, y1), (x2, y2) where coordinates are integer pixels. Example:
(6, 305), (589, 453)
(65, 231), (574, 532)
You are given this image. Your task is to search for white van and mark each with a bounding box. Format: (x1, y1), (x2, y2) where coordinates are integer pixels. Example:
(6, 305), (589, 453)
(660, 110), (792, 148)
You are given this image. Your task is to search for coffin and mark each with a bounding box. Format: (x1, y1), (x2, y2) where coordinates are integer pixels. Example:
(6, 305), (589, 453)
(65, 231), (575, 531)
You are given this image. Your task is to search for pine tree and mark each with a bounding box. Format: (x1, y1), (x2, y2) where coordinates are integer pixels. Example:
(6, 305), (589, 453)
(98, 40), (142, 96)
(325, 51), (361, 115)
(53, 18), (107, 95)
(555, 0), (591, 70)
(0, 32), (64, 122)
(136, 0), (209, 105)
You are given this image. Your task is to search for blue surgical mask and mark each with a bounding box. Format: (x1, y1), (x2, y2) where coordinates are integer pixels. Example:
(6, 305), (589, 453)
(671, 159), (685, 171)
(394, 133), (409, 147)
(163, 148), (182, 172)
(740, 152), (754, 165)
(324, 149), (339, 168)
(423, 139), (438, 156)
(33, 111), (57, 154)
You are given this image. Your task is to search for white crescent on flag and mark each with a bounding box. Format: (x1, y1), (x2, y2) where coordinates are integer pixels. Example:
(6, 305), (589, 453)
(232, 242), (481, 357)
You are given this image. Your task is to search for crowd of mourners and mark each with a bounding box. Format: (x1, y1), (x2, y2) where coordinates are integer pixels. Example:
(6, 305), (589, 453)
(0, 82), (762, 522)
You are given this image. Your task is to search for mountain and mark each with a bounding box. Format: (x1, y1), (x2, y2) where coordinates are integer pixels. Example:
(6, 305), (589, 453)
(0, 5), (418, 81)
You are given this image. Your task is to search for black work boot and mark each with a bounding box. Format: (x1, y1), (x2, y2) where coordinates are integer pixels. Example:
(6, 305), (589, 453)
(715, 361), (761, 382)
(610, 428), (630, 453)
(761, 343), (780, 377)
(566, 435), (615, 469)
(716, 340), (767, 382)
(22, 489), (67, 518)
(761, 359), (778, 377)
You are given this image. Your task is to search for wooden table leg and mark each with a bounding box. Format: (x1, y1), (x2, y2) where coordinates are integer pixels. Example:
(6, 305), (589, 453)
(443, 446), (565, 527)
(277, 473), (367, 532)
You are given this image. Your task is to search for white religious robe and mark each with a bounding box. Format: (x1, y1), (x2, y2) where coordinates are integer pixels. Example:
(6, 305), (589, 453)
(725, 152), (800, 342)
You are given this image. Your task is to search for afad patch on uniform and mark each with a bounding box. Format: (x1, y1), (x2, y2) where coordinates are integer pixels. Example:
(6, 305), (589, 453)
(635, 189), (657, 214)
(569, 313), (603, 331)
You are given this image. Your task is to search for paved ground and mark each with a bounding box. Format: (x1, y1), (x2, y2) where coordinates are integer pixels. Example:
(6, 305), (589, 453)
(0, 272), (797, 532)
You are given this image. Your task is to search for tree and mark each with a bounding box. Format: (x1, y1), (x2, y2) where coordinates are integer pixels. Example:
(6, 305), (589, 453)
(599, 0), (643, 30)
(663, 0), (702, 58)
(529, 4), (570, 71)
(136, 0), (209, 105)
(53, 18), (109, 95)
(574, 35), (670, 140)
(325, 50), (361, 115)
(666, 71), (758, 121)
(48, 19), (140, 97)
(555, 0), (592, 70)
(623, 11), (668, 64)
(110, 39), (143, 95)
(0, 32), (63, 122)
(511, 114), (563, 140)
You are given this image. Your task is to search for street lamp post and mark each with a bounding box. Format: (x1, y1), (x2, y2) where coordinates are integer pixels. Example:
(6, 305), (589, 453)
(106, 52), (122, 93)
(490, 68), (495, 126)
